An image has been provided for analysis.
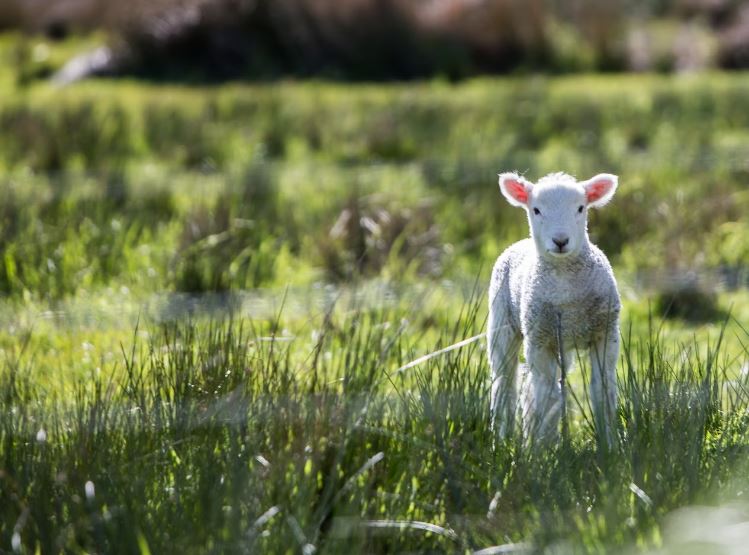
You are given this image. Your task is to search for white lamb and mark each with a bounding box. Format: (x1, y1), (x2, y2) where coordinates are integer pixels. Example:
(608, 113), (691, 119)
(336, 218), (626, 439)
(488, 171), (620, 445)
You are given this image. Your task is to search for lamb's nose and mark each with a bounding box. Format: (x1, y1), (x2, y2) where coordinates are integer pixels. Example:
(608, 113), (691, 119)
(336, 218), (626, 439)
(553, 235), (569, 250)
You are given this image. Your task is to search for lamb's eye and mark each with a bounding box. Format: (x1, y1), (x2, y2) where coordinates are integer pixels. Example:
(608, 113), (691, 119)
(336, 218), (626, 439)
(533, 207), (541, 215)
(577, 205), (584, 213)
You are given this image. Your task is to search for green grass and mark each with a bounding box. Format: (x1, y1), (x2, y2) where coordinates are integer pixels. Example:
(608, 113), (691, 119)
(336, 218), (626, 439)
(1, 33), (749, 554)
(1, 67), (749, 299)
(0, 60), (749, 298)
(1, 298), (748, 553)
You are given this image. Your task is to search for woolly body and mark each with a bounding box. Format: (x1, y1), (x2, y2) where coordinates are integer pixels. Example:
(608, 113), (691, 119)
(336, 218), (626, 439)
(488, 172), (620, 444)
(491, 239), (619, 353)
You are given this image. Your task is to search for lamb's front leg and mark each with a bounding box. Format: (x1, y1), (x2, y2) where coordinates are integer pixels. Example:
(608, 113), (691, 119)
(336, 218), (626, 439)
(488, 317), (521, 440)
(590, 330), (619, 448)
(520, 346), (562, 444)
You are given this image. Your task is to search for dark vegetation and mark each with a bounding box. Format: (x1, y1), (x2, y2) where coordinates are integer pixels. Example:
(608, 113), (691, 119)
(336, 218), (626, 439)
(5, 0), (749, 81)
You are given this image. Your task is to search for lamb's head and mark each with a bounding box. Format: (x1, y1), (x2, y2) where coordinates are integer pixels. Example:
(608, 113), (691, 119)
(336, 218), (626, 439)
(498, 171), (617, 259)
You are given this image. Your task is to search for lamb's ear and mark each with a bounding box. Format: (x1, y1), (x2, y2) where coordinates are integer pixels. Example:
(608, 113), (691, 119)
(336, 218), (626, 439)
(583, 173), (618, 208)
(498, 173), (533, 207)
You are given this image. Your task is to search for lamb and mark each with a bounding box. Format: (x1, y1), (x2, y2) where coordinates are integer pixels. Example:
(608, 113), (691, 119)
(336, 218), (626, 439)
(488, 171), (621, 446)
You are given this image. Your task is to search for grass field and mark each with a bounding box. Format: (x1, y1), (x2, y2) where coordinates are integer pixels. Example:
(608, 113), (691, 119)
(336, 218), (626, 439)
(1, 34), (749, 553)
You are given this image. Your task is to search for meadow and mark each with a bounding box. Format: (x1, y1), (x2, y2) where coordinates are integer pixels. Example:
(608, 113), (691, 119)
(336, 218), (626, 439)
(1, 34), (749, 553)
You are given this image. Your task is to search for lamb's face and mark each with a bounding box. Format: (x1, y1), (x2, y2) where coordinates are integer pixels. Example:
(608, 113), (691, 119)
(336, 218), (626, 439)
(527, 182), (587, 258)
(498, 171), (618, 260)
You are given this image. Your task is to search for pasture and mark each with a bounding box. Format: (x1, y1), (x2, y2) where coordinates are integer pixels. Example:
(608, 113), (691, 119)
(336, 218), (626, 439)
(1, 34), (749, 553)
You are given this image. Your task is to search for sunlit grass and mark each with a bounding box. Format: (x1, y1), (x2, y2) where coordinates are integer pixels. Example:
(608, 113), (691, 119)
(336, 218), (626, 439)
(2, 68), (749, 299)
(1, 294), (748, 553)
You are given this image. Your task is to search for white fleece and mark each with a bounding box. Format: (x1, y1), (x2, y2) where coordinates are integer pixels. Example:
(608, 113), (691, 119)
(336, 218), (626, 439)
(488, 171), (621, 445)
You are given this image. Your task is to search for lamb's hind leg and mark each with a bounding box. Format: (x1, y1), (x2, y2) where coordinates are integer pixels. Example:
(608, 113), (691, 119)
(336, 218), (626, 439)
(488, 309), (521, 440)
(590, 330), (619, 448)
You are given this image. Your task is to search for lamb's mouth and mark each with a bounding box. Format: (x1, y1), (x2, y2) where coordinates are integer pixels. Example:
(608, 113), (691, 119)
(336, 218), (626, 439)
(548, 248), (571, 257)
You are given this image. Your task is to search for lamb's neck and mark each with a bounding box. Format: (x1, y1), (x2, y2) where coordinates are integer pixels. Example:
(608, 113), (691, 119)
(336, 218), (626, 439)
(535, 241), (592, 274)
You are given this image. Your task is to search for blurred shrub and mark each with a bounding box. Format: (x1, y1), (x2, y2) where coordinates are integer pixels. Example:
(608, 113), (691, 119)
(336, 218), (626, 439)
(653, 281), (725, 323)
(319, 196), (442, 281)
(717, 4), (749, 68)
(708, 221), (749, 269)
(113, 0), (476, 81)
(173, 164), (284, 292)
(0, 101), (136, 171)
(626, 18), (718, 72)
(142, 102), (238, 168)
(8, 0), (749, 79)
(0, 172), (175, 299)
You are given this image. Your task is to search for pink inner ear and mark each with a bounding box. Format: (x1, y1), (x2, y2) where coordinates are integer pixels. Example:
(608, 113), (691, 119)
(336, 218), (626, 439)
(506, 180), (528, 203)
(586, 181), (610, 203)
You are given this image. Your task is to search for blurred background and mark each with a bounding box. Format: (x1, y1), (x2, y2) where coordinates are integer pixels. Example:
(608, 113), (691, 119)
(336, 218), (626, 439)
(0, 0), (748, 316)
(3, 0), (749, 81)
